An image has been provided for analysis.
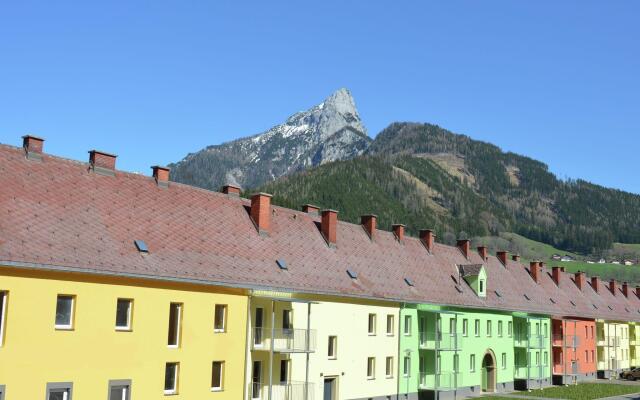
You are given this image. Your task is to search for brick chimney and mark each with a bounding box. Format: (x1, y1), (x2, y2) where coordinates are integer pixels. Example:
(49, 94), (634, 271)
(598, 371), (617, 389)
(622, 282), (629, 297)
(22, 135), (44, 161)
(250, 193), (272, 236)
(392, 224), (405, 243)
(575, 271), (586, 290)
(552, 266), (562, 286)
(302, 204), (320, 215)
(530, 261), (541, 283)
(420, 230), (435, 253)
(321, 209), (338, 247)
(152, 166), (170, 188)
(591, 276), (600, 293)
(477, 246), (488, 261)
(89, 150), (117, 176)
(609, 279), (618, 296)
(222, 184), (241, 196)
(512, 254), (521, 262)
(361, 215), (377, 240)
(457, 239), (470, 259)
(497, 251), (508, 266)
(636, 287), (640, 298)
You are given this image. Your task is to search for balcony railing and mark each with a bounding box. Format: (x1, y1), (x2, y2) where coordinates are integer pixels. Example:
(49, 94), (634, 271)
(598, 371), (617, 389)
(419, 331), (462, 351)
(514, 334), (546, 349)
(252, 328), (317, 353)
(596, 336), (620, 348)
(552, 334), (579, 348)
(597, 359), (619, 371)
(514, 365), (548, 379)
(249, 381), (314, 400)
(419, 372), (463, 390)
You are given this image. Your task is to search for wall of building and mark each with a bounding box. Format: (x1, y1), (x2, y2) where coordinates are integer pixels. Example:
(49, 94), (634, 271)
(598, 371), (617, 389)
(630, 323), (640, 368)
(0, 266), (248, 399)
(597, 321), (631, 375)
(551, 318), (597, 382)
(513, 315), (552, 389)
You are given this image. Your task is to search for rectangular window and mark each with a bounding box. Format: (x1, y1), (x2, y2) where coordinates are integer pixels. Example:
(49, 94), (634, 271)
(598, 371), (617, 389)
(368, 314), (376, 335)
(108, 380), (131, 400)
(436, 355), (441, 373)
(498, 321), (503, 337)
(535, 352), (540, 366)
(164, 362), (179, 395)
(55, 295), (75, 330)
(0, 291), (6, 346)
(367, 357), (376, 379)
(487, 320), (492, 337)
(591, 350), (594, 362)
(449, 318), (456, 335)
(591, 326), (594, 338)
(167, 303), (182, 347)
(47, 382), (73, 400)
(386, 315), (394, 335)
(479, 280), (484, 293)
(585, 350), (588, 362)
(404, 315), (411, 336)
(470, 354), (476, 372)
(282, 309), (292, 330)
(386, 356), (394, 378)
(508, 321), (513, 337)
(279, 360), (289, 384)
(535, 322), (540, 336)
(475, 319), (480, 336)
(585, 326), (588, 338)
(544, 352), (548, 365)
(462, 319), (468, 336)
(212, 361), (224, 390)
(328, 336), (337, 359)
(403, 356), (411, 377)
(214, 304), (227, 332)
(502, 353), (506, 369)
(0, 384), (4, 400)
(543, 322), (548, 337)
(115, 299), (132, 331)
(453, 354), (459, 373)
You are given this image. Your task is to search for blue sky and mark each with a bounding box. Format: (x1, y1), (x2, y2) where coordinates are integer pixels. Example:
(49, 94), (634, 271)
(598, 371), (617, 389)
(1, 1), (638, 193)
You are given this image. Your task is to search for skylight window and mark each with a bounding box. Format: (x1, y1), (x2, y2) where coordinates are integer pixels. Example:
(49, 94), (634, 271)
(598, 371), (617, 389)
(495, 290), (502, 298)
(593, 304), (598, 309)
(570, 300), (576, 306)
(625, 307), (630, 313)
(134, 240), (148, 253)
(608, 305), (613, 310)
(346, 269), (358, 279)
(523, 294), (531, 301)
(276, 259), (288, 270)
(404, 277), (414, 287)
(550, 298), (556, 304)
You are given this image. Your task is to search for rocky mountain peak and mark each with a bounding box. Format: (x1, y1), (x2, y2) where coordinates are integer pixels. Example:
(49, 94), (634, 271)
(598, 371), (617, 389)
(170, 89), (372, 190)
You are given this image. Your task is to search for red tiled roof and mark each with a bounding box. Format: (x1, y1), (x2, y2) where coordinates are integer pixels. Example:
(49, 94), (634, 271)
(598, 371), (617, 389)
(1, 143), (640, 321)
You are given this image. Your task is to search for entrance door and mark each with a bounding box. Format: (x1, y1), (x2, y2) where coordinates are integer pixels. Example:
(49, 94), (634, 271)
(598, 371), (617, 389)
(482, 352), (496, 392)
(252, 361), (262, 399)
(254, 308), (264, 346)
(323, 377), (336, 400)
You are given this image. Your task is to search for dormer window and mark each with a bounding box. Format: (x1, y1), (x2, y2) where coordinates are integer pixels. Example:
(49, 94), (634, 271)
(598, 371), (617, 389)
(479, 279), (485, 295)
(458, 264), (487, 298)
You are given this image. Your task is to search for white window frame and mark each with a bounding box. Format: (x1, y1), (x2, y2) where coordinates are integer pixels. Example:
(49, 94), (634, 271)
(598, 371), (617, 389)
(47, 382), (73, 400)
(474, 319), (480, 337)
(487, 320), (492, 337)
(470, 354), (476, 372)
(502, 353), (506, 369)
(385, 356), (394, 378)
(108, 379), (131, 400)
(211, 361), (224, 391)
(0, 291), (7, 346)
(498, 320), (503, 337)
(214, 304), (227, 333)
(328, 335), (338, 359)
(167, 303), (182, 348)
(368, 314), (377, 336)
(164, 362), (179, 395)
(404, 315), (412, 336)
(403, 356), (411, 377)
(367, 357), (376, 379)
(115, 298), (133, 331)
(386, 315), (394, 336)
(55, 295), (75, 330)
(462, 319), (468, 337)
(508, 321), (513, 337)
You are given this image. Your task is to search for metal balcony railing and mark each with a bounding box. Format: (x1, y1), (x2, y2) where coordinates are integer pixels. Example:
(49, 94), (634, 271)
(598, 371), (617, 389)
(552, 334), (579, 348)
(418, 331), (462, 351)
(515, 334), (546, 348)
(249, 381), (314, 400)
(514, 365), (548, 379)
(419, 372), (463, 390)
(597, 359), (619, 371)
(252, 328), (317, 353)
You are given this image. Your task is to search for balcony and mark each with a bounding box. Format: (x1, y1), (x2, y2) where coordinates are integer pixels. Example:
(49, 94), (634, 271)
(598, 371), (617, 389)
(514, 365), (548, 379)
(249, 381), (314, 400)
(419, 331), (462, 351)
(514, 334), (546, 349)
(552, 334), (579, 348)
(252, 328), (317, 353)
(597, 359), (619, 371)
(596, 336), (620, 348)
(419, 372), (463, 390)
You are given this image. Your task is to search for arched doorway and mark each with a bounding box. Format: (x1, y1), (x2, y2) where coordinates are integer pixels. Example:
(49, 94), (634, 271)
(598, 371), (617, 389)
(481, 350), (497, 392)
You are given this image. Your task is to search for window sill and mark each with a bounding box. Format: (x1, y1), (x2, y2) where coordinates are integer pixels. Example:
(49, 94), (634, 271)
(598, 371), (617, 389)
(115, 327), (132, 332)
(55, 325), (74, 331)
(386, 375), (394, 379)
(367, 377), (375, 381)
(211, 387), (223, 392)
(328, 357), (337, 360)
(214, 329), (226, 333)
(167, 345), (180, 349)
(368, 333), (376, 336)
(164, 390), (178, 396)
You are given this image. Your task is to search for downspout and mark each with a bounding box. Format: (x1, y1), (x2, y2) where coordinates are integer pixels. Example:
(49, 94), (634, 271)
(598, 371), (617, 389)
(243, 295), (252, 400)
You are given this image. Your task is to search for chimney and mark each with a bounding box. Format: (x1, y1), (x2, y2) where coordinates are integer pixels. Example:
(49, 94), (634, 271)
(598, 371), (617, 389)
(89, 150), (117, 176)
(477, 246), (488, 261)
(552, 266), (562, 286)
(420, 230), (435, 253)
(22, 135), (44, 160)
(636, 287), (640, 298)
(609, 279), (618, 296)
(152, 166), (170, 188)
(497, 251), (508, 266)
(302, 204), (320, 215)
(361, 215), (377, 240)
(250, 193), (272, 236)
(560, 266), (566, 272)
(591, 276), (600, 293)
(530, 261), (541, 283)
(222, 184), (241, 196)
(321, 209), (338, 247)
(623, 282), (629, 297)
(512, 254), (521, 262)
(575, 271), (586, 290)
(457, 239), (470, 259)
(392, 224), (405, 243)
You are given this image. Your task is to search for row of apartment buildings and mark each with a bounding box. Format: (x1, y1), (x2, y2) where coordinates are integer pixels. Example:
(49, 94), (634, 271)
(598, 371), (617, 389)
(2, 136), (640, 400)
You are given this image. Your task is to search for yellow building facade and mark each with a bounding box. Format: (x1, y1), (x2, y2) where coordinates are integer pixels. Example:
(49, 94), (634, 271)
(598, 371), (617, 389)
(0, 266), (248, 399)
